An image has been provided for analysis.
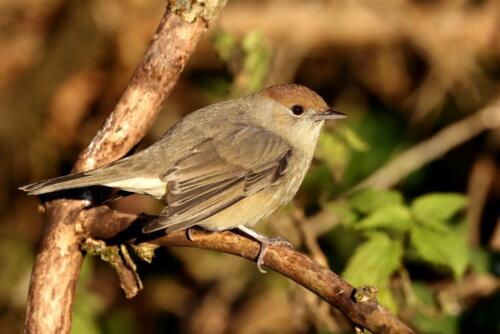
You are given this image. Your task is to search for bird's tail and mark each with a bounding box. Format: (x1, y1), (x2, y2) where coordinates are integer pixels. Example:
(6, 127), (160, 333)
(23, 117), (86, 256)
(19, 168), (126, 195)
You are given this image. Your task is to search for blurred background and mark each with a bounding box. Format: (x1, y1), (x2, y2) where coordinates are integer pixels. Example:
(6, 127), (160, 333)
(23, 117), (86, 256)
(1, 0), (499, 333)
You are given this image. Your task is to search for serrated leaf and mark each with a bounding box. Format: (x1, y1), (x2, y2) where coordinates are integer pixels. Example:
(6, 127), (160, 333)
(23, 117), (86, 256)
(355, 205), (412, 232)
(342, 233), (403, 286)
(342, 234), (402, 311)
(338, 126), (369, 151)
(349, 188), (404, 214)
(411, 193), (467, 225)
(410, 226), (469, 279)
(414, 218), (452, 234)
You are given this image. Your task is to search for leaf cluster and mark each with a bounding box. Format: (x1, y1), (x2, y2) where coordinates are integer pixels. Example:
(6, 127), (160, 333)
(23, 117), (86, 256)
(335, 189), (469, 312)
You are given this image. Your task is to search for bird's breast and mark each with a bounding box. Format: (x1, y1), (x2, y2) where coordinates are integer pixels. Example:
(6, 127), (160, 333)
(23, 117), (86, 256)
(272, 148), (313, 205)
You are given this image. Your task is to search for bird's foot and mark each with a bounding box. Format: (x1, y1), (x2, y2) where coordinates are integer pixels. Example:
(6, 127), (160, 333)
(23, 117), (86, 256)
(236, 226), (293, 273)
(255, 236), (293, 273)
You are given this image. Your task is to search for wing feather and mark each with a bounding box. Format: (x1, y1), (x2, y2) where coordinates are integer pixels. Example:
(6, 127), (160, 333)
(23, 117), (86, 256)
(142, 126), (292, 233)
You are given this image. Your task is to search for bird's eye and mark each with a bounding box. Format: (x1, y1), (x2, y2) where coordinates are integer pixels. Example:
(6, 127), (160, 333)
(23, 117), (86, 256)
(291, 105), (304, 116)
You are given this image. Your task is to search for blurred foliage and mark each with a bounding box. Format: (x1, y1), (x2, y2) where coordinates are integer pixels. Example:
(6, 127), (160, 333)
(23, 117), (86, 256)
(1, 0), (499, 333)
(213, 30), (271, 95)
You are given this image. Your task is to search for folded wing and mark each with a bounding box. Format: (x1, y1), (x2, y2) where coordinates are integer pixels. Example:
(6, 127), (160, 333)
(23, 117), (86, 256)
(143, 126), (292, 233)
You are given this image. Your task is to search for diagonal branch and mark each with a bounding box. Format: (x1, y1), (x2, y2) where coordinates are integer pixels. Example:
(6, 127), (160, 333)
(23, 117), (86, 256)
(24, 2), (226, 333)
(82, 207), (415, 334)
(354, 98), (500, 190)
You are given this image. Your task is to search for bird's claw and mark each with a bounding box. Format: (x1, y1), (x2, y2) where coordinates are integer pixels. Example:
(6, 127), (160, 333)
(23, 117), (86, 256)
(234, 226), (293, 274)
(256, 236), (293, 274)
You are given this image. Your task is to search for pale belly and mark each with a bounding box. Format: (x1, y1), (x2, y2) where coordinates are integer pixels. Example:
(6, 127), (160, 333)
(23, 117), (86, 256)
(105, 177), (167, 198)
(198, 171), (304, 231)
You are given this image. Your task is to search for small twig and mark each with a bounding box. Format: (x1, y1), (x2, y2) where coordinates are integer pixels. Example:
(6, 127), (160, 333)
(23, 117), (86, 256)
(433, 273), (500, 313)
(466, 156), (495, 247)
(291, 208), (341, 331)
(82, 239), (142, 298)
(490, 217), (500, 252)
(354, 98), (500, 190)
(292, 207), (329, 267)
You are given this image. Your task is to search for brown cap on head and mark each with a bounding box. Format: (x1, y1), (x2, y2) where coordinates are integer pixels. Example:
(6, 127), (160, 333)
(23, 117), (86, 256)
(260, 84), (329, 112)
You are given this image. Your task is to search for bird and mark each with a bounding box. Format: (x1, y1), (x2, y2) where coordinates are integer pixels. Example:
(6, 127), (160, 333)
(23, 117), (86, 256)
(20, 83), (346, 272)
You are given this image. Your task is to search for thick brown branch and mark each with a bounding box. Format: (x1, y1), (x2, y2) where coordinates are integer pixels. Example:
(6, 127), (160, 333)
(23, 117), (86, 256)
(157, 232), (415, 334)
(24, 4), (217, 332)
(75, 11), (206, 172)
(24, 200), (88, 334)
(84, 208), (415, 334)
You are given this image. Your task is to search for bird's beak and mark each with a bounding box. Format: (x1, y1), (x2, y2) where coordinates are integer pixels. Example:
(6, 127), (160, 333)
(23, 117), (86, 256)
(312, 109), (347, 121)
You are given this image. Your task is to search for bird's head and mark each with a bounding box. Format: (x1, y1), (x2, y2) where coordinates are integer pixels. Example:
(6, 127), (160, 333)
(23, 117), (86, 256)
(252, 84), (346, 150)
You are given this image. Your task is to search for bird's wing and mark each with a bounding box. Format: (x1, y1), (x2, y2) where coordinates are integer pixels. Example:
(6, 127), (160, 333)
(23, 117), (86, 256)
(142, 125), (292, 233)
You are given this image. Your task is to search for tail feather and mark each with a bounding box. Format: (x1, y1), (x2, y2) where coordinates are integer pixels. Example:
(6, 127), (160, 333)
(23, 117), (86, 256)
(19, 170), (126, 195)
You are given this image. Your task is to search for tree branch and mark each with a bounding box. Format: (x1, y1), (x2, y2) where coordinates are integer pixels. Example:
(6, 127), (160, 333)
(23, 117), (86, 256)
(81, 207), (415, 334)
(355, 97), (500, 190)
(24, 2), (225, 332)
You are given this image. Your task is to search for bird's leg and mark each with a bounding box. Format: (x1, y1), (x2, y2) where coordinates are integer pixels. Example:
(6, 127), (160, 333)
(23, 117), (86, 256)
(236, 226), (293, 273)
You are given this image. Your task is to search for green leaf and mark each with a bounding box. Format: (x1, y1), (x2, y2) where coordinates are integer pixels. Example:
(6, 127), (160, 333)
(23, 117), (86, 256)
(342, 233), (403, 286)
(469, 248), (491, 274)
(411, 193), (467, 225)
(377, 286), (399, 314)
(241, 31), (271, 92)
(342, 234), (402, 312)
(355, 205), (413, 232)
(413, 217), (452, 234)
(338, 126), (369, 152)
(349, 188), (404, 214)
(410, 226), (469, 279)
(213, 31), (236, 62)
